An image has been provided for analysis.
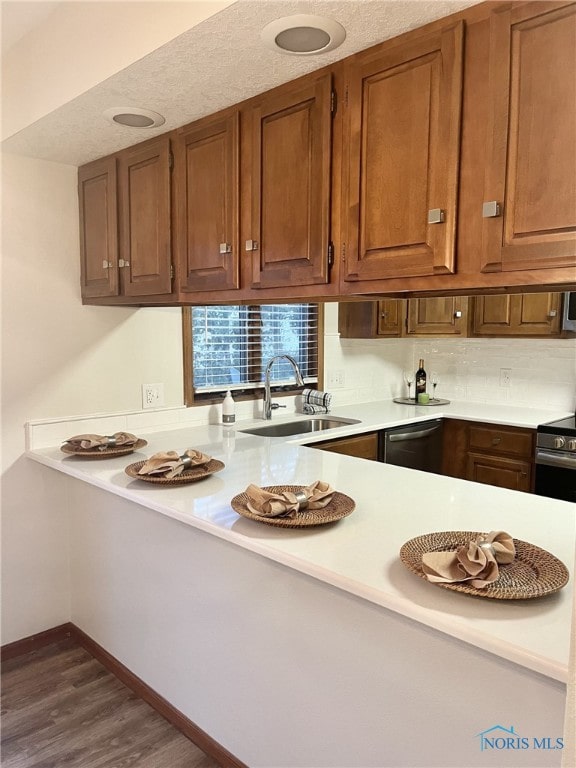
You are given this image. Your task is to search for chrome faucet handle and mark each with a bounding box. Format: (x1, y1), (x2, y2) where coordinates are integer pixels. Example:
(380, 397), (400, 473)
(263, 354), (305, 419)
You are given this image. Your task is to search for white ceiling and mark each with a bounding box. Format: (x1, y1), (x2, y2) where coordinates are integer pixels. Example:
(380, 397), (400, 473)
(2, 0), (479, 167)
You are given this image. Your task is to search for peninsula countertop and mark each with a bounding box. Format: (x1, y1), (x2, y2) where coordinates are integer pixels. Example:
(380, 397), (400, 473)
(26, 400), (576, 683)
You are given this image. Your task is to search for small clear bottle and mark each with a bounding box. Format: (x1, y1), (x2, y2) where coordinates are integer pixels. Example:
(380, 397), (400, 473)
(222, 390), (235, 425)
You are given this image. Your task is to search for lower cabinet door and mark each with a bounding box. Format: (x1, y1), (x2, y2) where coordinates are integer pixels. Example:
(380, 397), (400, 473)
(312, 432), (379, 461)
(466, 453), (532, 492)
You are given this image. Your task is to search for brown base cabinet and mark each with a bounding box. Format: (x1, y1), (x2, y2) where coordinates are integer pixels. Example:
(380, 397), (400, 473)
(442, 420), (534, 493)
(308, 432), (379, 461)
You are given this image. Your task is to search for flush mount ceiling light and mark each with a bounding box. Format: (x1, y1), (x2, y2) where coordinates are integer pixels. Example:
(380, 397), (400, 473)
(103, 107), (165, 128)
(261, 15), (346, 56)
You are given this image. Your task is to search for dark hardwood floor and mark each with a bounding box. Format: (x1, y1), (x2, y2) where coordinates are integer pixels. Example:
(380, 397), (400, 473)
(1, 638), (221, 767)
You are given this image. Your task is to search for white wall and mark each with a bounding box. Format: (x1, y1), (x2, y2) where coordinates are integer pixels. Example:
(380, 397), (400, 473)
(0, 153), (184, 643)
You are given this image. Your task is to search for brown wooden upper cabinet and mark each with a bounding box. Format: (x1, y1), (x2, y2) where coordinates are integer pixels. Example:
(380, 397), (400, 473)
(339, 297), (468, 338)
(79, 136), (173, 301)
(174, 110), (240, 294)
(406, 297), (468, 336)
(79, 156), (118, 299)
(480, 3), (576, 273)
(118, 137), (172, 298)
(342, 21), (463, 283)
(246, 72), (333, 289)
(78, 1), (576, 306)
(471, 293), (563, 336)
(339, 292), (565, 338)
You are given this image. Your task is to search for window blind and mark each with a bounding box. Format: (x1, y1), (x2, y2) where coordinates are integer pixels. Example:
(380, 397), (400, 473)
(191, 304), (318, 394)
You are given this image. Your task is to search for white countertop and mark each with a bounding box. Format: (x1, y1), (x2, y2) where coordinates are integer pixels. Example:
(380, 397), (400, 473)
(26, 400), (575, 682)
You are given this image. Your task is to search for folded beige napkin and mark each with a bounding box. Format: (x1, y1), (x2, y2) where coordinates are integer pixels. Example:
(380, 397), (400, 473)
(64, 432), (138, 450)
(421, 531), (515, 588)
(138, 449), (211, 479)
(244, 480), (334, 518)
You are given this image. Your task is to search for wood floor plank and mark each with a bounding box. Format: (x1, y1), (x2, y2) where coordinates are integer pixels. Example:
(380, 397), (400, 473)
(1, 639), (222, 768)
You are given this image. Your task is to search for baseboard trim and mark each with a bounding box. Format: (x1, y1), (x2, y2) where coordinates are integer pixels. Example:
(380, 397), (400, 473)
(1, 623), (247, 768)
(0, 622), (74, 661)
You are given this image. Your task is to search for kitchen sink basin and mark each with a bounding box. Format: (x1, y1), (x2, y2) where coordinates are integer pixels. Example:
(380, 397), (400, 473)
(239, 417), (361, 438)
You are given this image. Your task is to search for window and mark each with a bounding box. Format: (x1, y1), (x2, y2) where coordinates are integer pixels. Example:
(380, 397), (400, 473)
(182, 304), (322, 404)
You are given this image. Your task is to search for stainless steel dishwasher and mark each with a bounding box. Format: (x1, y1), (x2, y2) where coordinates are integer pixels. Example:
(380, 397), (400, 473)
(380, 419), (443, 474)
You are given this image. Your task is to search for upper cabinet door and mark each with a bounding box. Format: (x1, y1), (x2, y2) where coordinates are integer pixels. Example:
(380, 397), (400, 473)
(78, 157), (119, 299)
(174, 110), (240, 293)
(481, 3), (576, 273)
(406, 296), (468, 336)
(248, 72), (332, 288)
(343, 22), (464, 283)
(118, 136), (172, 297)
(471, 293), (562, 337)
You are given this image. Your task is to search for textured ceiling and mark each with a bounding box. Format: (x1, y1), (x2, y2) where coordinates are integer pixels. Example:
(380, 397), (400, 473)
(2, 0), (479, 167)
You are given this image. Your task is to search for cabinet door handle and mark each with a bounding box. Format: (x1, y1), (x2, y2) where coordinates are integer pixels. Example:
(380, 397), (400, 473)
(427, 209), (445, 224)
(102, 260), (113, 269)
(454, 311), (462, 318)
(118, 259), (130, 268)
(245, 240), (259, 251)
(482, 201), (502, 218)
(219, 243), (232, 254)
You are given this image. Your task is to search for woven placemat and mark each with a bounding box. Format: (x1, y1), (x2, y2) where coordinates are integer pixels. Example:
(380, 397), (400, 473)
(125, 458), (224, 485)
(61, 439), (147, 458)
(400, 531), (569, 599)
(231, 485), (355, 528)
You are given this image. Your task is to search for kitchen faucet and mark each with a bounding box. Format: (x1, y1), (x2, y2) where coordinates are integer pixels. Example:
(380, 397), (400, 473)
(263, 355), (304, 420)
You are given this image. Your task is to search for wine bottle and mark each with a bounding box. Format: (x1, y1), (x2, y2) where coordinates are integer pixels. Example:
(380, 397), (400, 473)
(415, 358), (427, 401)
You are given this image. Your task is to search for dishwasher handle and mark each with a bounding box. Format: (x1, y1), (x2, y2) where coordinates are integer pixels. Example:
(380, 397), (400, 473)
(388, 425), (441, 442)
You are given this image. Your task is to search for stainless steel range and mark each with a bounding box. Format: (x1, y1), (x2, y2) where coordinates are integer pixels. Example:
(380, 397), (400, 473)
(535, 416), (576, 502)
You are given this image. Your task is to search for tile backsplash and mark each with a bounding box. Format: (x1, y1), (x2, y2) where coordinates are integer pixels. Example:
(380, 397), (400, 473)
(323, 304), (576, 412)
(411, 337), (576, 409)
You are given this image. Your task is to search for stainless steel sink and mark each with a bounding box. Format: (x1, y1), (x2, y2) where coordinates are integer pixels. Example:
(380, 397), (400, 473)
(239, 417), (361, 438)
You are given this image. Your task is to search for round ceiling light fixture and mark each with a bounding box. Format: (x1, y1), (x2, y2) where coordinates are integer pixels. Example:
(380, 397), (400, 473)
(103, 107), (165, 129)
(261, 15), (346, 56)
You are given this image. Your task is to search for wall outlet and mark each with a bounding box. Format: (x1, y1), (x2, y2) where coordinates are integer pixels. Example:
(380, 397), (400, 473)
(499, 368), (512, 387)
(142, 383), (165, 409)
(327, 370), (345, 388)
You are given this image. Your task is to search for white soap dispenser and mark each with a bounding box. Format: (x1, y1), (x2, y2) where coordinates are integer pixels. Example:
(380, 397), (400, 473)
(222, 390), (235, 425)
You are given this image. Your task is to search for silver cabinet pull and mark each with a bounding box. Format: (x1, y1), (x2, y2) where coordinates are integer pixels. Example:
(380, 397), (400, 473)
(427, 209), (445, 224)
(482, 201), (502, 218)
(219, 243), (232, 254)
(102, 260), (112, 269)
(454, 310), (462, 318)
(548, 310), (557, 318)
(245, 240), (259, 251)
(118, 259), (130, 267)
